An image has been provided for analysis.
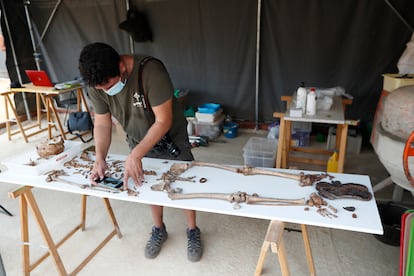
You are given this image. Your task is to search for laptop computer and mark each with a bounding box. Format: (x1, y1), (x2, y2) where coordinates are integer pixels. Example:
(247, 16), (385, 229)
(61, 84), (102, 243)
(25, 70), (54, 87)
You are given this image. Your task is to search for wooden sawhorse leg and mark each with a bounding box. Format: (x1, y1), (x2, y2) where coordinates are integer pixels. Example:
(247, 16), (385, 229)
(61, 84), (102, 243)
(301, 224), (315, 276)
(3, 93), (29, 143)
(8, 186), (122, 276)
(255, 221), (315, 276)
(255, 221), (289, 276)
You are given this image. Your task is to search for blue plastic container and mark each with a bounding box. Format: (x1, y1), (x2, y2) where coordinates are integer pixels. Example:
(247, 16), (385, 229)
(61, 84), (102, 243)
(197, 103), (221, 114)
(223, 122), (238, 138)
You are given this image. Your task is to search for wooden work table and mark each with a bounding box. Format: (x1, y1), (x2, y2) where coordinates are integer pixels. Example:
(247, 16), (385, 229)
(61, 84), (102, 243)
(1, 83), (90, 142)
(0, 147), (382, 275)
(274, 96), (354, 173)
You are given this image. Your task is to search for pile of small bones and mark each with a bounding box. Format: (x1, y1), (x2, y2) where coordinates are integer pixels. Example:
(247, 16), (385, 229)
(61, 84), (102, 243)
(305, 192), (338, 219)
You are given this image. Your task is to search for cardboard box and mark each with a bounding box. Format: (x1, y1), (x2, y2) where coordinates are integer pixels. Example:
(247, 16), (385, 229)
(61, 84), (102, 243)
(382, 74), (414, 92)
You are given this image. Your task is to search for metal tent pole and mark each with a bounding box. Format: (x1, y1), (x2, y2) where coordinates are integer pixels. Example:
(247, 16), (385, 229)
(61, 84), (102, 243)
(126, 0), (135, 54)
(23, 0), (41, 70)
(383, 0), (414, 32)
(0, 0), (31, 120)
(37, 0), (62, 48)
(254, 0), (262, 131)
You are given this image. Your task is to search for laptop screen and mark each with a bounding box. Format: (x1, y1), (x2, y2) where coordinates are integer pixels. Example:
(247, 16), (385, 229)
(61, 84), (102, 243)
(25, 70), (54, 87)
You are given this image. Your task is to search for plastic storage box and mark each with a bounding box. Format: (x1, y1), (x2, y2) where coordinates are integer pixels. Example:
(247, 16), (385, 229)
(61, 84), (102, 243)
(197, 103), (221, 113)
(243, 137), (278, 167)
(193, 115), (225, 139)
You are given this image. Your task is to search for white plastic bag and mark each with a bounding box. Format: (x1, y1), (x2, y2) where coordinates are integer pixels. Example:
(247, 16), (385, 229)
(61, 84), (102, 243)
(398, 32), (414, 74)
(267, 123), (279, 139)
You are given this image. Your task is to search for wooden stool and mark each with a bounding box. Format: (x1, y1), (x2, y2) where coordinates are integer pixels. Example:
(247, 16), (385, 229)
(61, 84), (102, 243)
(255, 221), (315, 276)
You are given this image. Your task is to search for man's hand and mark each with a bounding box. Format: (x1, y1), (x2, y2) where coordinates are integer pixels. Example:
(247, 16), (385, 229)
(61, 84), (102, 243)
(89, 159), (108, 185)
(123, 154), (144, 188)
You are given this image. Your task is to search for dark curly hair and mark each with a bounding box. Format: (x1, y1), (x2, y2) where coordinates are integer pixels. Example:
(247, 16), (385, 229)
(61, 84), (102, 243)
(78, 42), (121, 86)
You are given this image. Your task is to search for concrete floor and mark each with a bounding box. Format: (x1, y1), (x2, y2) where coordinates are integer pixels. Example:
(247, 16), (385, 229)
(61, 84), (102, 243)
(0, 120), (413, 276)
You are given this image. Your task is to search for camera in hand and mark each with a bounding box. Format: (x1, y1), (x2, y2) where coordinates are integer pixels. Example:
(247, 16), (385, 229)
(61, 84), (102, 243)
(153, 134), (181, 158)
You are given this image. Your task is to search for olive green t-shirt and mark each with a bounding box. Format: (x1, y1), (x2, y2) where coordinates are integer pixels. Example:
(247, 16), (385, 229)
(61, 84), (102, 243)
(88, 55), (190, 154)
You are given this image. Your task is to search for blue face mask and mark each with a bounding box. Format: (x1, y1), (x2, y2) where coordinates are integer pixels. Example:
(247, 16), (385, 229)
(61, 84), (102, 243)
(104, 78), (126, 96)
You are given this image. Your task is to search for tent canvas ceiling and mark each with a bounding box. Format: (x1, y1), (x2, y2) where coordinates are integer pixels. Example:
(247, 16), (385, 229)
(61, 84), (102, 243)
(2, 0), (414, 125)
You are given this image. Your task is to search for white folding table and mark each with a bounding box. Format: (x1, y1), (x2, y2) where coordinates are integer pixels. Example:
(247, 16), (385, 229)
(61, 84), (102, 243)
(0, 152), (383, 275)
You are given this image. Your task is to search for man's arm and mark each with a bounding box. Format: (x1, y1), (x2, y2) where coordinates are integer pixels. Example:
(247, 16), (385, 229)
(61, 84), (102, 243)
(90, 112), (112, 183)
(132, 98), (173, 158)
(123, 98), (173, 186)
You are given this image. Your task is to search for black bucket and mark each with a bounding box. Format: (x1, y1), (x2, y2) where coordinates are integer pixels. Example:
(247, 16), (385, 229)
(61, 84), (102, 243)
(374, 201), (408, 246)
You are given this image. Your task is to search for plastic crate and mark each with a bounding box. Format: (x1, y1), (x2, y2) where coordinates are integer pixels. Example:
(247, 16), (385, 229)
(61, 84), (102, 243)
(243, 137), (278, 167)
(243, 152), (276, 168)
(193, 115), (225, 139)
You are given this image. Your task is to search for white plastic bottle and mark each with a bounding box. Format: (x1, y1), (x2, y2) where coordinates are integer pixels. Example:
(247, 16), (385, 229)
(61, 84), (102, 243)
(306, 88), (317, 116)
(296, 82), (307, 114)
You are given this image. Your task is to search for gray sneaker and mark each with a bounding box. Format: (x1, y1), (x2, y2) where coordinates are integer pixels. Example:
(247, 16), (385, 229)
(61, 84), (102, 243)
(187, 226), (203, 262)
(145, 224), (168, 259)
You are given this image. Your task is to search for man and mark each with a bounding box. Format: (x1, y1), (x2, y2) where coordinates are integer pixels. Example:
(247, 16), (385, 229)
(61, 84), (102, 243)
(78, 42), (202, 262)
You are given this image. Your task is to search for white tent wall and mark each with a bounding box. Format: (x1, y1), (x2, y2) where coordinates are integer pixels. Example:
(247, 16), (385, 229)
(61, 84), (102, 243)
(2, 0), (414, 128)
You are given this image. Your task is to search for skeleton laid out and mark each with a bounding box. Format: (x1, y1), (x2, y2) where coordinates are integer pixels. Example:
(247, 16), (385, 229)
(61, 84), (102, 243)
(150, 162), (308, 209)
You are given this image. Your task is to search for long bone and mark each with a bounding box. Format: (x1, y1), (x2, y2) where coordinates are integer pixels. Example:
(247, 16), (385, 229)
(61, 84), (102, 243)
(45, 170), (121, 193)
(171, 161), (300, 180)
(174, 161), (331, 186)
(168, 191), (306, 207)
(46, 170), (86, 187)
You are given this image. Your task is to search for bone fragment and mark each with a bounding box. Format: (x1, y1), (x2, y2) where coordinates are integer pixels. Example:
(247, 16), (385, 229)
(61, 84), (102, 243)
(307, 192), (327, 208)
(317, 207), (338, 219)
(157, 171), (195, 183)
(151, 180), (182, 194)
(169, 163), (193, 175)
